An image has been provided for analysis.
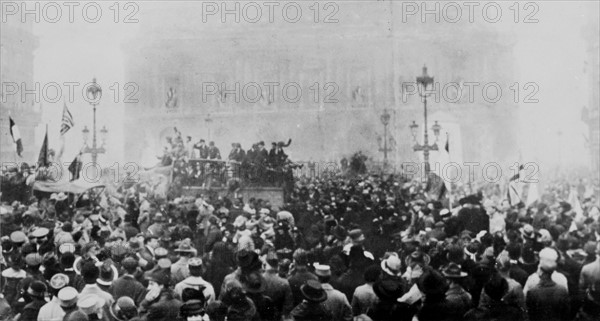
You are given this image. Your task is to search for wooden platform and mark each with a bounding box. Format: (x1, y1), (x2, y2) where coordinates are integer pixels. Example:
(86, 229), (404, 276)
(181, 186), (285, 208)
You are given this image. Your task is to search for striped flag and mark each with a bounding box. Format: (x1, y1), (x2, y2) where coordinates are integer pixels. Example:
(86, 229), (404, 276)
(38, 126), (49, 167)
(9, 117), (23, 157)
(507, 164), (525, 206)
(68, 153), (82, 181)
(60, 103), (74, 135)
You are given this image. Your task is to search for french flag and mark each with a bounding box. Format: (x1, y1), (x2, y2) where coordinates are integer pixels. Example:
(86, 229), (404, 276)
(9, 117), (23, 157)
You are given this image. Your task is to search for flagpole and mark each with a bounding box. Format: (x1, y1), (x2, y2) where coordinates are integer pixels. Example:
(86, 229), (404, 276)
(446, 132), (453, 211)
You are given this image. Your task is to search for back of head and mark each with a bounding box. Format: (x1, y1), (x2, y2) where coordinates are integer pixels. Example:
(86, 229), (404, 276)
(484, 273), (508, 302)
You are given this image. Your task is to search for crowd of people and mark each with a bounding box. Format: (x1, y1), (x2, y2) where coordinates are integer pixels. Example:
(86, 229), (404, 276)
(157, 128), (298, 188)
(1, 161), (600, 321)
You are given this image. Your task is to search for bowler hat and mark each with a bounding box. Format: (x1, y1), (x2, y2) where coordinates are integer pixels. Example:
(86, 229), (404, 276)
(300, 280), (327, 303)
(28, 281), (47, 298)
(373, 279), (404, 301)
(442, 263), (468, 278)
(180, 300), (205, 317)
(236, 250), (261, 271)
(110, 296), (138, 321)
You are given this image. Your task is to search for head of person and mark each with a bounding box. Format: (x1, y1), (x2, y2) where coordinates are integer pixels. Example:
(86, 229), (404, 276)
(145, 235), (159, 249)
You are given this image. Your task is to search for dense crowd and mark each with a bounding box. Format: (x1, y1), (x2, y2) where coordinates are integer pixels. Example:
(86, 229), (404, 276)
(1, 168), (599, 321)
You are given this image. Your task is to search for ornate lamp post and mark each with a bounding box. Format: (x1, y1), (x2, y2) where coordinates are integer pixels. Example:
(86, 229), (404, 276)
(378, 109), (392, 171)
(410, 65), (441, 175)
(82, 78), (108, 163)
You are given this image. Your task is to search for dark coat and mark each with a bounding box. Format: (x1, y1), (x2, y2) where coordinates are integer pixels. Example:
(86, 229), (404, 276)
(109, 275), (147, 305)
(526, 277), (571, 321)
(464, 300), (524, 321)
(288, 268), (318, 306)
(290, 301), (333, 321)
(18, 298), (46, 321)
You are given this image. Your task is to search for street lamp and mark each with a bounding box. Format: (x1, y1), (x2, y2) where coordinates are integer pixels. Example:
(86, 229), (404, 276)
(379, 109), (393, 171)
(205, 113), (213, 140)
(81, 78), (108, 163)
(410, 65), (441, 175)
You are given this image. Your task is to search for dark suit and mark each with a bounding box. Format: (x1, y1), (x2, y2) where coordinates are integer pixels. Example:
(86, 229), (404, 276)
(109, 275), (148, 305)
(193, 144), (209, 159)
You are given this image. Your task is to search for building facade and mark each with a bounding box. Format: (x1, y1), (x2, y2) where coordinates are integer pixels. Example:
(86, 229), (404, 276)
(122, 2), (519, 173)
(0, 19), (41, 165)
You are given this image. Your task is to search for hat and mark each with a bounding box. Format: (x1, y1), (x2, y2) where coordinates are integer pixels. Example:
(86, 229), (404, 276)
(434, 221), (445, 228)
(300, 280), (327, 303)
(66, 311), (88, 321)
(96, 262), (118, 286)
(56, 192), (67, 201)
(58, 287), (78, 307)
(10, 231), (27, 243)
(265, 251), (279, 267)
(539, 247), (558, 272)
(110, 296), (138, 321)
(406, 250), (431, 267)
(332, 225), (347, 240)
(520, 224), (535, 239)
(314, 264), (331, 277)
(121, 257), (138, 272)
(50, 273), (70, 290)
(153, 213), (166, 222)
(157, 258), (171, 269)
(293, 248), (308, 265)
(148, 269), (170, 286)
(180, 300), (205, 317)
(188, 257), (203, 267)
(25, 253), (43, 266)
(59, 243), (76, 254)
(373, 279), (404, 301)
(381, 254), (402, 276)
(442, 263), (468, 278)
(244, 272), (266, 294)
(30, 227), (49, 238)
(154, 247), (168, 258)
(78, 296), (104, 315)
(538, 229), (553, 243)
(348, 229), (365, 242)
(27, 280), (47, 298)
(236, 250), (261, 271)
(417, 269), (448, 296)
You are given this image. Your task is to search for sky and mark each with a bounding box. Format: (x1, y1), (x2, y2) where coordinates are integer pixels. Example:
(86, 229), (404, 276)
(25, 1), (599, 172)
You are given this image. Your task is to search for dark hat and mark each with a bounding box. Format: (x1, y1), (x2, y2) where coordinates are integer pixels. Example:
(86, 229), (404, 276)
(293, 248), (309, 265)
(97, 262), (118, 286)
(406, 250), (431, 267)
(442, 263), (468, 278)
(332, 225), (347, 240)
(27, 280), (47, 298)
(417, 269), (448, 296)
(148, 269), (170, 286)
(110, 296), (138, 321)
(180, 300), (205, 317)
(373, 279), (404, 301)
(81, 262), (100, 283)
(348, 229), (365, 242)
(244, 272), (266, 294)
(265, 251), (279, 267)
(484, 274), (508, 301)
(121, 257), (138, 271)
(236, 250), (261, 271)
(300, 280), (327, 303)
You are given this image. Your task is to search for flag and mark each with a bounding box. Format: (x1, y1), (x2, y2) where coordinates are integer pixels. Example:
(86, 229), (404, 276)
(426, 172), (447, 201)
(68, 153), (82, 181)
(60, 103), (74, 135)
(444, 132), (449, 153)
(38, 127), (49, 167)
(9, 117), (23, 157)
(526, 183), (539, 207)
(507, 167), (525, 206)
(568, 187), (584, 220)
